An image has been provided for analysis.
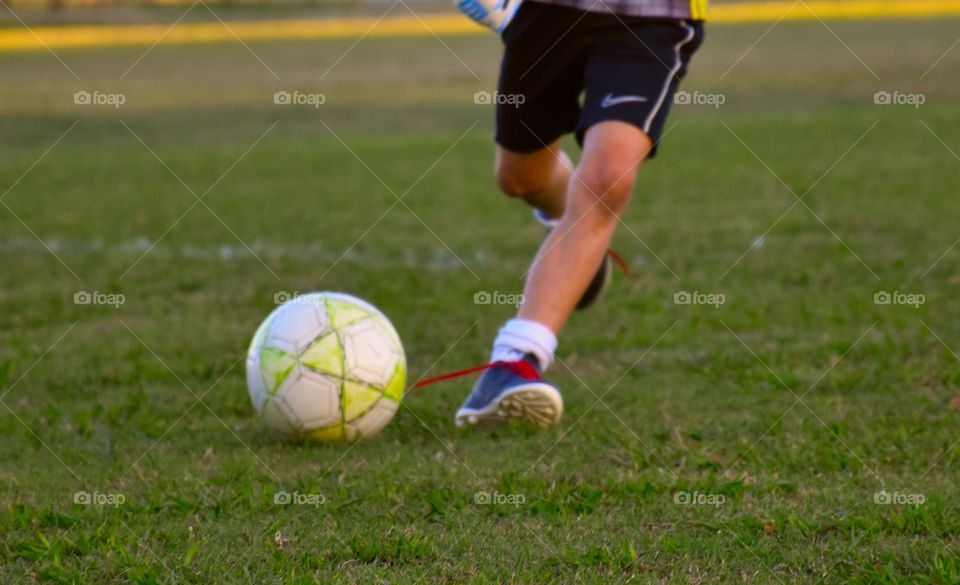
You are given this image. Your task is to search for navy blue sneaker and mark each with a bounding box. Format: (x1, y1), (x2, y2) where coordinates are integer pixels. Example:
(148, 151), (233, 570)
(453, 354), (563, 428)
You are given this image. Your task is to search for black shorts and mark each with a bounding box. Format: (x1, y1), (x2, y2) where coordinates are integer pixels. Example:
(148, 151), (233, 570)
(495, 2), (704, 158)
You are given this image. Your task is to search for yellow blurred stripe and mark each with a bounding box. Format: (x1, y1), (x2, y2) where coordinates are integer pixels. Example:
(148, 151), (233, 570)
(0, 15), (479, 51)
(709, 0), (960, 22)
(1, 0), (960, 51)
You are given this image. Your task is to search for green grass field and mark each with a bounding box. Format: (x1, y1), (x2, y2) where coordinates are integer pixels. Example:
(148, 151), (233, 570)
(2, 14), (960, 584)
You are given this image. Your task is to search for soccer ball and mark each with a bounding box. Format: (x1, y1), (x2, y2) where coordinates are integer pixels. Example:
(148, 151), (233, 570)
(245, 292), (406, 442)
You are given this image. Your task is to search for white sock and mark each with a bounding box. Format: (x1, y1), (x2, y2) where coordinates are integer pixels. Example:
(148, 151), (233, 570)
(490, 318), (558, 371)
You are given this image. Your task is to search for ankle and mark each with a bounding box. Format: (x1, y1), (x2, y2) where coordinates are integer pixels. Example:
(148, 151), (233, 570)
(491, 318), (558, 371)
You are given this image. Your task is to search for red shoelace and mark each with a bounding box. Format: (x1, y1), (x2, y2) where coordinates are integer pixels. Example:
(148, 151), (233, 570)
(414, 359), (540, 389)
(607, 247), (629, 274)
(414, 248), (626, 390)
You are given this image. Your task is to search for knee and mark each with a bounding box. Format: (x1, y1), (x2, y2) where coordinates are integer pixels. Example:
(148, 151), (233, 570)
(494, 161), (551, 199)
(571, 160), (638, 218)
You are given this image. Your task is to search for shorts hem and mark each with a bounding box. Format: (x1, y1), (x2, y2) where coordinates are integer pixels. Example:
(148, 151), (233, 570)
(494, 129), (569, 153)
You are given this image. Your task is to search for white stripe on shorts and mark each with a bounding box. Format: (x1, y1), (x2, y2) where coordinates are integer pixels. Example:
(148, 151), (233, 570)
(642, 20), (696, 134)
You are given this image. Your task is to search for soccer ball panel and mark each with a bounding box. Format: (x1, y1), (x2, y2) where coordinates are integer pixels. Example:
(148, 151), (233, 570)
(383, 360), (406, 402)
(261, 395), (299, 435)
(247, 356), (266, 412)
(259, 347), (298, 396)
(279, 369), (342, 430)
(300, 332), (344, 378)
(327, 292), (404, 350)
(304, 423), (345, 442)
(325, 296), (375, 329)
(342, 320), (399, 387)
(372, 312), (403, 350)
(265, 296), (329, 355)
(341, 380), (383, 422)
(246, 312), (275, 410)
(345, 398), (399, 440)
(247, 350), (265, 408)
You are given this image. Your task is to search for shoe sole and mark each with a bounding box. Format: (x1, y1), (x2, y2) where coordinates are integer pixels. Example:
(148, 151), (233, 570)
(455, 383), (563, 429)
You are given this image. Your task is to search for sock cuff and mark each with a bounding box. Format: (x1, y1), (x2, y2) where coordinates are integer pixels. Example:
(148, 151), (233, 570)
(493, 318), (558, 370)
(533, 208), (560, 229)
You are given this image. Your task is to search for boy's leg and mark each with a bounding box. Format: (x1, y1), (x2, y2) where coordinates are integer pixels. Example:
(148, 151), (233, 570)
(502, 17), (704, 337)
(518, 121), (652, 333)
(495, 141), (617, 313)
(452, 122), (650, 428)
(488, 120), (650, 371)
(454, 11), (702, 428)
(495, 140), (572, 220)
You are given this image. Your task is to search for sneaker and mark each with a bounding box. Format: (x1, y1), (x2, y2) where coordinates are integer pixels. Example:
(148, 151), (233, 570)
(447, 354), (563, 428)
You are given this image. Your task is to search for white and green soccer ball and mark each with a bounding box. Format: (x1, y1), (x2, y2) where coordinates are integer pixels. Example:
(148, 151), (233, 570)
(246, 292), (406, 442)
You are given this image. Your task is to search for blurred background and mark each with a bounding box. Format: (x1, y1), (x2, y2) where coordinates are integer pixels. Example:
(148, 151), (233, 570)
(3, 0), (960, 581)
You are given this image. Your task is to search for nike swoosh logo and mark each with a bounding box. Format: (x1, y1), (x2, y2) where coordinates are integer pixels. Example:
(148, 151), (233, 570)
(601, 93), (648, 108)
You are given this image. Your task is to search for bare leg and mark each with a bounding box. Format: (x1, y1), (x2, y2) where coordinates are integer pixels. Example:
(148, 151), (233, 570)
(517, 121), (653, 332)
(495, 140), (573, 220)
(455, 124), (650, 427)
